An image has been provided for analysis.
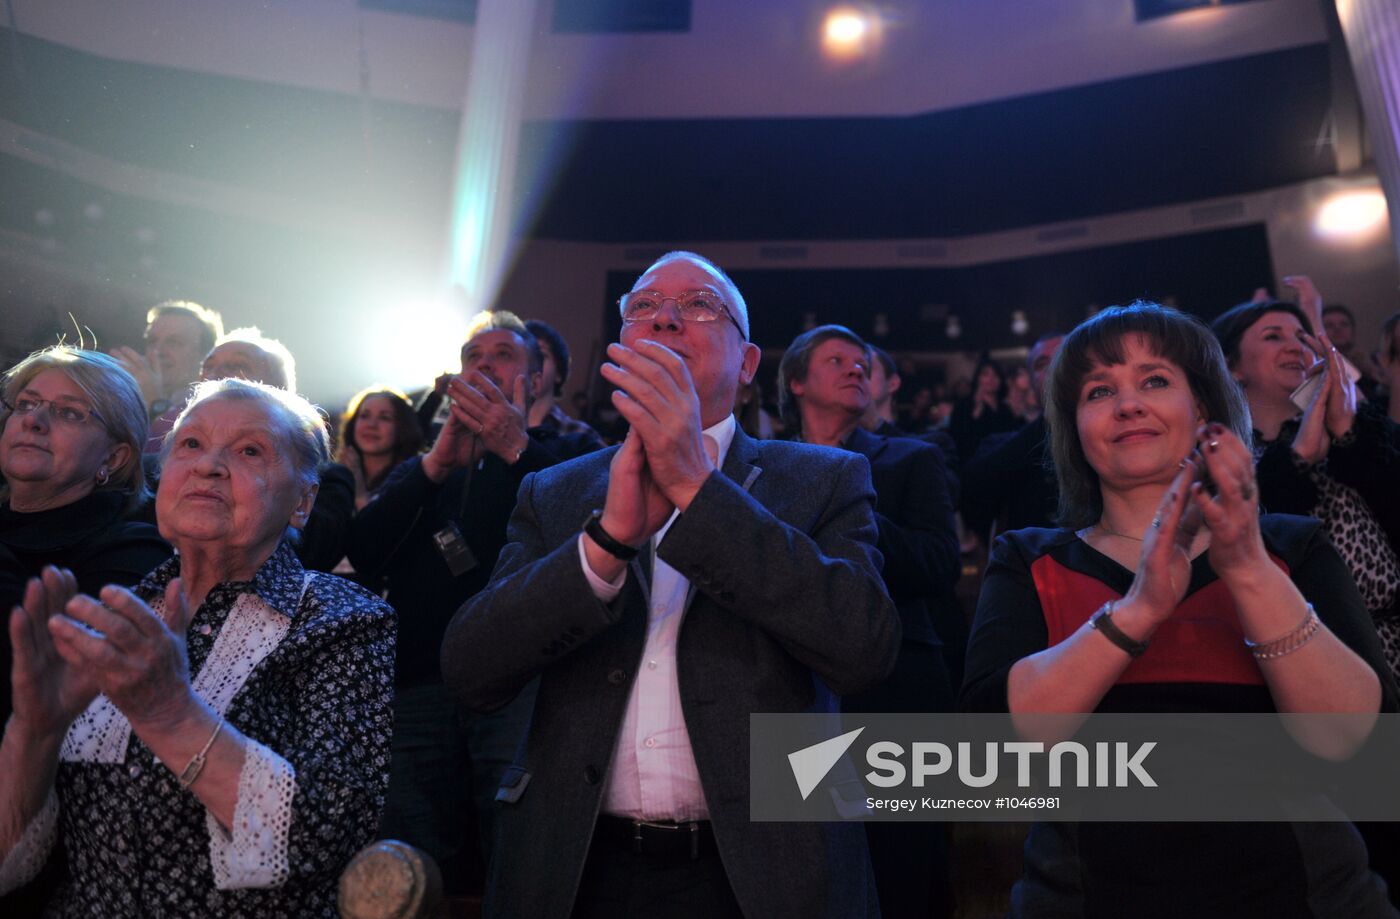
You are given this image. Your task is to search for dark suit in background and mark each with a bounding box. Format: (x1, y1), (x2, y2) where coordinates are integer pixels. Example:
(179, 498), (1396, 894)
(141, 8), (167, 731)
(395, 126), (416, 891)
(843, 426), (960, 919)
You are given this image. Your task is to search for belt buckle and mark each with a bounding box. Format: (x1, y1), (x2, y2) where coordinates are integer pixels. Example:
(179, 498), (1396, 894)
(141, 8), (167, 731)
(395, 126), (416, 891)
(630, 820), (701, 859)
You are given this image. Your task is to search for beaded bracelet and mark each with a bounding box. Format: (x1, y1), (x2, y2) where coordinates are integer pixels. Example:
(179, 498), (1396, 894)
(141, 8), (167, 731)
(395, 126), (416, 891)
(1245, 604), (1320, 661)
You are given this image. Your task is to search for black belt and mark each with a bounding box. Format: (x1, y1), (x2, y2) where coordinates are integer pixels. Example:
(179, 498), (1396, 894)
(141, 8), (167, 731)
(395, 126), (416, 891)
(594, 815), (717, 860)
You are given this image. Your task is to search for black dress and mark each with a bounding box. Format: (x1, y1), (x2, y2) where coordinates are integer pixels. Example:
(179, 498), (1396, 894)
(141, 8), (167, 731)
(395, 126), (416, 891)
(961, 518), (1399, 918)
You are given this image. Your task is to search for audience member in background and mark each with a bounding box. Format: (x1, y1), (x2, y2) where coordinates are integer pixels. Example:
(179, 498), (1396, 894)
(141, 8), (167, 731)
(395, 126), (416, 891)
(962, 302), (1396, 918)
(1323, 303), (1383, 403)
(144, 325), (291, 452)
(1211, 295), (1400, 685)
(866, 345), (903, 432)
(734, 376), (780, 439)
(0, 347), (170, 726)
(200, 328), (297, 393)
(347, 310), (600, 890)
(863, 345), (968, 698)
(962, 333), (1065, 539)
(863, 347), (961, 494)
(112, 301), (223, 449)
(524, 319), (606, 451)
(142, 327), (353, 574)
(947, 354), (1019, 465)
(1006, 364), (1040, 423)
(0, 379), (394, 917)
(780, 324), (958, 919)
(1376, 310), (1400, 423)
(336, 387), (425, 510)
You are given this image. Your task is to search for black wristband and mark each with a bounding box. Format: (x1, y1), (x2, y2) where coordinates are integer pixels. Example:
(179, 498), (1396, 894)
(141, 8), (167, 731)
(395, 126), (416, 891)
(1090, 601), (1149, 658)
(584, 509), (638, 561)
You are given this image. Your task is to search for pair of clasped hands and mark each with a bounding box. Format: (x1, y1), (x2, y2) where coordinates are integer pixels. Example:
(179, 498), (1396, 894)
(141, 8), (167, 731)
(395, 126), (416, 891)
(1280, 275), (1358, 466)
(423, 371), (532, 481)
(1289, 327), (1359, 467)
(590, 340), (717, 570)
(1122, 423), (1268, 628)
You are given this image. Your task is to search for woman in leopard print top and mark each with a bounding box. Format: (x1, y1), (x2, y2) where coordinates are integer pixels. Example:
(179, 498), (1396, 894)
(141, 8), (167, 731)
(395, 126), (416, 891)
(1212, 299), (1400, 682)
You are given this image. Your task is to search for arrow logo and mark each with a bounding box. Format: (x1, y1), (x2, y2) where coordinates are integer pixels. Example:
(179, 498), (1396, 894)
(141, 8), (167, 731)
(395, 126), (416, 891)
(787, 727), (864, 800)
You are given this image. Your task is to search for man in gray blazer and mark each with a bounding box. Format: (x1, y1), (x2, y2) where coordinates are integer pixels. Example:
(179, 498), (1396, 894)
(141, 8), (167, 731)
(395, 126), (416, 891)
(442, 251), (900, 918)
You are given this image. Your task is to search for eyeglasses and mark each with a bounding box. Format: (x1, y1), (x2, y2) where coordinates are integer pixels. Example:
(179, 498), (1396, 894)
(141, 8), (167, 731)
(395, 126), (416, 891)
(2, 395), (106, 428)
(619, 290), (746, 340)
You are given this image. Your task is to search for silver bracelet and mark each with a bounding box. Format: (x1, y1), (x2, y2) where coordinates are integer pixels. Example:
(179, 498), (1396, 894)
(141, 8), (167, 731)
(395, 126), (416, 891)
(178, 716), (224, 789)
(1245, 604), (1320, 661)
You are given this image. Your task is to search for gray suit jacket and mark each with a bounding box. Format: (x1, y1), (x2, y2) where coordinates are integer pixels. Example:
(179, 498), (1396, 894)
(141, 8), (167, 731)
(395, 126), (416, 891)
(442, 428), (900, 918)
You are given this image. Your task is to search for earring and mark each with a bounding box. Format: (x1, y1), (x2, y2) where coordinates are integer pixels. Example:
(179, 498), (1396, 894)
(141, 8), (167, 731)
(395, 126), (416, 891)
(95, 467), (110, 486)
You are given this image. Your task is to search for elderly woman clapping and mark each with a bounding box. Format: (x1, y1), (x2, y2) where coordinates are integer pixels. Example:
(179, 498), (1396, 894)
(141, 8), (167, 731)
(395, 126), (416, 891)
(0, 347), (171, 724)
(0, 379), (394, 917)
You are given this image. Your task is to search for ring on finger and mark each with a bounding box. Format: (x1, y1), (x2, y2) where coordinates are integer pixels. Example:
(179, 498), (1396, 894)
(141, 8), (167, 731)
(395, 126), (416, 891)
(1151, 517), (1161, 529)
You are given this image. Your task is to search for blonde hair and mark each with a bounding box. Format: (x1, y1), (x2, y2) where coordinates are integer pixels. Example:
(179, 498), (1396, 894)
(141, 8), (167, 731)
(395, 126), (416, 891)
(1, 346), (151, 511)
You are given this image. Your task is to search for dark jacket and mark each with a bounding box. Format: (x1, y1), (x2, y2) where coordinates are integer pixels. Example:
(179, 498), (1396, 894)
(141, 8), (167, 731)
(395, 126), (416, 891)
(961, 415), (1058, 538)
(441, 430), (899, 918)
(347, 427), (600, 688)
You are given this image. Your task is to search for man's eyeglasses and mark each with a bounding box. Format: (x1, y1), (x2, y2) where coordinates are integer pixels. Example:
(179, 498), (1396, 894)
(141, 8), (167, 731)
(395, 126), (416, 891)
(619, 290), (746, 340)
(2, 395), (106, 428)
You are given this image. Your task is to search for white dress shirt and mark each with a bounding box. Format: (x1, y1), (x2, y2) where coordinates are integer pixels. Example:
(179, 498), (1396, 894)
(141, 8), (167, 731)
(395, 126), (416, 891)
(577, 414), (737, 822)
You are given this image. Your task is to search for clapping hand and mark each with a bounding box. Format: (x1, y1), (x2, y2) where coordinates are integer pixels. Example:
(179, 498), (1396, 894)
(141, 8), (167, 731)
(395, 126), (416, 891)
(110, 346), (163, 406)
(9, 567), (100, 740)
(422, 373), (530, 481)
(1291, 332), (1355, 464)
(1121, 456), (1204, 624)
(601, 340), (714, 513)
(448, 372), (530, 463)
(48, 579), (198, 734)
(1300, 332), (1356, 441)
(1189, 424), (1268, 581)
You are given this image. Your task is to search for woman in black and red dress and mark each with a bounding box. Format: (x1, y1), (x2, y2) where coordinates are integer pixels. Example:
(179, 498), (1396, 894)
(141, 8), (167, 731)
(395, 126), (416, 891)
(962, 302), (1398, 918)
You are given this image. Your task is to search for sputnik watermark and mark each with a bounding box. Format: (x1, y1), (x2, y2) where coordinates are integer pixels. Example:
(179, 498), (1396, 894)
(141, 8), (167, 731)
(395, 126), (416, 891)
(863, 740), (1156, 788)
(751, 713), (1400, 822)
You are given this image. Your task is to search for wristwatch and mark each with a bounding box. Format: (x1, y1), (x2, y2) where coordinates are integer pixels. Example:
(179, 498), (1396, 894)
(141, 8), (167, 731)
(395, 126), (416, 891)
(583, 509), (638, 561)
(1090, 601), (1149, 658)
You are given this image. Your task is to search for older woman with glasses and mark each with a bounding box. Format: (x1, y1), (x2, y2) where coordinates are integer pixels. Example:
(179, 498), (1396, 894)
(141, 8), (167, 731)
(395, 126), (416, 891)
(0, 347), (170, 724)
(0, 378), (394, 917)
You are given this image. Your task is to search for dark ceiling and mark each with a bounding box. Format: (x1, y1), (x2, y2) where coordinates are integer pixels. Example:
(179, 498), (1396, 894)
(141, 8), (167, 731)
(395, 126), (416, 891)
(1, 29), (1335, 263)
(0, 26), (1336, 379)
(524, 43), (1335, 241)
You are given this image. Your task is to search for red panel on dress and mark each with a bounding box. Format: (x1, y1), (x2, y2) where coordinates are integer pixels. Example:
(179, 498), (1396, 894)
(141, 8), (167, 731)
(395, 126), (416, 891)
(1028, 554), (1289, 685)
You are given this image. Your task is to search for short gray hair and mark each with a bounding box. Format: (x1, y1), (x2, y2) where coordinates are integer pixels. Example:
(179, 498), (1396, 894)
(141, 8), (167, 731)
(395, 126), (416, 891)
(637, 251), (750, 341)
(164, 378), (329, 487)
(210, 327), (298, 392)
(1, 346), (151, 511)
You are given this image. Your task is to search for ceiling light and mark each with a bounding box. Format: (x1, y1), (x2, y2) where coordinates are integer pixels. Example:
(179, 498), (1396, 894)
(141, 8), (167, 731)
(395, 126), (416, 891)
(1313, 188), (1389, 242)
(822, 6), (881, 61)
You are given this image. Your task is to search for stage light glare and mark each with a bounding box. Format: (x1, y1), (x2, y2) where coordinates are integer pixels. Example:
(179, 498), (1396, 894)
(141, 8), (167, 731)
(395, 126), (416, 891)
(822, 7), (879, 60)
(368, 296), (473, 391)
(1314, 189), (1388, 241)
(827, 10), (867, 43)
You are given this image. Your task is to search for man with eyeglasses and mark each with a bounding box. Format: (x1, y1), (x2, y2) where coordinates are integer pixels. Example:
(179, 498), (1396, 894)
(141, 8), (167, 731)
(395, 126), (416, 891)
(442, 251), (898, 918)
(111, 300), (224, 433)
